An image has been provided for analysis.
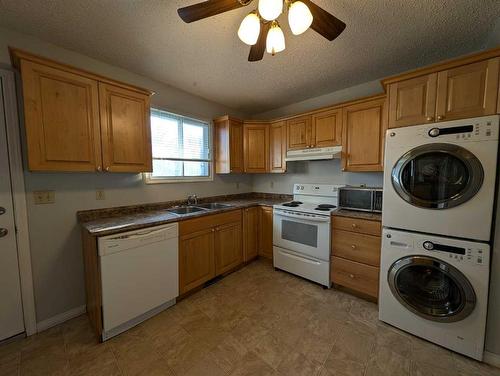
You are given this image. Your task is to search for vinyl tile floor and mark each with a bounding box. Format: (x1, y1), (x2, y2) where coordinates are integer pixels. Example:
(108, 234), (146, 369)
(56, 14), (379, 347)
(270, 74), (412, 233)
(1, 259), (499, 376)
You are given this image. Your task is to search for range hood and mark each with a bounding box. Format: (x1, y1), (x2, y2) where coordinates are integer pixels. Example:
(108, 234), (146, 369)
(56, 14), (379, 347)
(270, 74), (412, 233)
(285, 146), (342, 162)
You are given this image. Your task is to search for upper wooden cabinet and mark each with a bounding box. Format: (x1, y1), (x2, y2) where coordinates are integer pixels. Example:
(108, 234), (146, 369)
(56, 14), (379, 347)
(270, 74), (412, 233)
(12, 49), (153, 173)
(388, 74), (437, 128)
(311, 108), (342, 147)
(99, 83), (152, 172)
(386, 52), (500, 129)
(435, 58), (499, 121)
(19, 60), (102, 172)
(287, 115), (311, 150)
(342, 97), (387, 172)
(214, 116), (244, 174)
(269, 121), (287, 173)
(244, 122), (269, 173)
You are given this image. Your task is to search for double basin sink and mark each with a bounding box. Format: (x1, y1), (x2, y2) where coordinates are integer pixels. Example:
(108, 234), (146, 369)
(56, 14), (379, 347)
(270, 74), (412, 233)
(167, 202), (233, 215)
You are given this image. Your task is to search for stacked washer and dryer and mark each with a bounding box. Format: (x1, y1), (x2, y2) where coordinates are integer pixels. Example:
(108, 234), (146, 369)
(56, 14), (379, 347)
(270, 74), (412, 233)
(379, 115), (499, 361)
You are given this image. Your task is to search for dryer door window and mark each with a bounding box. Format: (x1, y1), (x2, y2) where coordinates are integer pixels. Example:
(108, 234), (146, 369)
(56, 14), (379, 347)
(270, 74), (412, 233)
(391, 143), (484, 209)
(388, 256), (476, 322)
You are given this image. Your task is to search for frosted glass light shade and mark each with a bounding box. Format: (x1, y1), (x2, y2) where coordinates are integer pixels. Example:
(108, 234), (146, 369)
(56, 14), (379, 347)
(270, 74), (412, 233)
(288, 1), (313, 35)
(266, 22), (285, 55)
(238, 12), (261, 45)
(258, 0), (283, 21)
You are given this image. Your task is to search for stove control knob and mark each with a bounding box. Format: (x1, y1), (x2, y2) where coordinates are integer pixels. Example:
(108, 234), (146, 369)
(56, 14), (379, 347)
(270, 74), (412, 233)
(423, 241), (434, 251)
(428, 128), (440, 137)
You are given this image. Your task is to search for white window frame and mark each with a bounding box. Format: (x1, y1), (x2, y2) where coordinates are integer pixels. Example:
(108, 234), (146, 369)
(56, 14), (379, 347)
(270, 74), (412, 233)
(143, 108), (214, 184)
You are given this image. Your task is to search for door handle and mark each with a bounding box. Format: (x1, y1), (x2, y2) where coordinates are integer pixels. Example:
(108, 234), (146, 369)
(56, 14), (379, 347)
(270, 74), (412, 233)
(0, 228), (8, 238)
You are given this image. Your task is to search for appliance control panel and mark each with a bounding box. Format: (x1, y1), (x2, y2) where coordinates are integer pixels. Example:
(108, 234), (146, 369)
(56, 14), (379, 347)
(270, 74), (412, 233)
(416, 241), (487, 265)
(293, 183), (344, 195)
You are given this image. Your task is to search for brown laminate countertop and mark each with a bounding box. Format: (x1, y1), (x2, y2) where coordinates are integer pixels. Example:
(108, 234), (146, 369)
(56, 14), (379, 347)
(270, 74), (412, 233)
(78, 194), (290, 237)
(331, 209), (382, 222)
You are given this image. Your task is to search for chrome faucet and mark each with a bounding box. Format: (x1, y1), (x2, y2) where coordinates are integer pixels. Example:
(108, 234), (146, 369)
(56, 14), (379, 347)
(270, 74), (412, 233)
(187, 194), (198, 206)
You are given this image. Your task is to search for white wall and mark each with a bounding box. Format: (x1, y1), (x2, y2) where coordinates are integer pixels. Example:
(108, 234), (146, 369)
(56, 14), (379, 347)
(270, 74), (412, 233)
(0, 26), (253, 323)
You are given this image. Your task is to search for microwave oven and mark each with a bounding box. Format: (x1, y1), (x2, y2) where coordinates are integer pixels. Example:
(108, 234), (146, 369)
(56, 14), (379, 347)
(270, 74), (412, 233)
(338, 187), (383, 213)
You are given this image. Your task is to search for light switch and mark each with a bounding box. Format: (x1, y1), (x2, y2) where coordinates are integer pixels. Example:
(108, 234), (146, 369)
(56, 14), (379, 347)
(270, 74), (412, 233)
(34, 191), (55, 204)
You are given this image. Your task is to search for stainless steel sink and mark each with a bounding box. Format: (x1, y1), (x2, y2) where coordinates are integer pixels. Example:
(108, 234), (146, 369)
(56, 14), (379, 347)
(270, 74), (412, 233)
(167, 206), (207, 215)
(196, 203), (233, 210)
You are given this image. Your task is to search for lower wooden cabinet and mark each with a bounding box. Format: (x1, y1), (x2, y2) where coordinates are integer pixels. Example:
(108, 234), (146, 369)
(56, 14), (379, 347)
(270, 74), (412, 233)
(179, 228), (216, 294)
(215, 222), (243, 275)
(243, 207), (260, 261)
(179, 210), (242, 294)
(259, 206), (273, 259)
(331, 215), (381, 299)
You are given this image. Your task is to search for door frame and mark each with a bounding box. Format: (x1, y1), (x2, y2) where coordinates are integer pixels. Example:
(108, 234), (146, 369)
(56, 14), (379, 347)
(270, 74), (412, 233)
(1, 68), (37, 335)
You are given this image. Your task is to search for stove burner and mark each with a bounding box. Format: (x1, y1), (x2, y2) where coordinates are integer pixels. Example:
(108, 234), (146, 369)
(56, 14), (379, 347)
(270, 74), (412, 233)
(282, 201), (303, 207)
(317, 204), (336, 209)
(315, 207), (333, 211)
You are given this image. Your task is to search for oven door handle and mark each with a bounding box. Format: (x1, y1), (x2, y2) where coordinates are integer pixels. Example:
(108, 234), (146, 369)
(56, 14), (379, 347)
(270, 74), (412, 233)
(274, 210), (331, 223)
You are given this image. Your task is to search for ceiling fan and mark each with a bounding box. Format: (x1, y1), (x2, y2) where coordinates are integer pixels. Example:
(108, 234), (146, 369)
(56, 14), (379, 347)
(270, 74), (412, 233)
(177, 0), (346, 62)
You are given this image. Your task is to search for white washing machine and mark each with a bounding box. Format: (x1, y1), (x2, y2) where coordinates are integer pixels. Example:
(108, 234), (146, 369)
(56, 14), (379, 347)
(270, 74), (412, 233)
(382, 115), (498, 241)
(379, 228), (490, 360)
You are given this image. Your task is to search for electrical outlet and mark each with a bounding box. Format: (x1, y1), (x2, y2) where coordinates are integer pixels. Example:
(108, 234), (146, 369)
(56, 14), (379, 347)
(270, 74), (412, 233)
(270, 181), (274, 188)
(236, 182), (240, 189)
(34, 190), (55, 204)
(96, 190), (105, 200)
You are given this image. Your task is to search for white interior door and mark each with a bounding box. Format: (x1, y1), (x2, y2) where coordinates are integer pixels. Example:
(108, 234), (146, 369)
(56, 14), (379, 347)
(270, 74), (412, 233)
(0, 76), (25, 341)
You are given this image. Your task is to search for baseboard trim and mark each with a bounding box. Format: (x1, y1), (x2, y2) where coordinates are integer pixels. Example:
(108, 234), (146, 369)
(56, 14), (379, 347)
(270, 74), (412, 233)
(484, 351), (500, 368)
(36, 305), (86, 333)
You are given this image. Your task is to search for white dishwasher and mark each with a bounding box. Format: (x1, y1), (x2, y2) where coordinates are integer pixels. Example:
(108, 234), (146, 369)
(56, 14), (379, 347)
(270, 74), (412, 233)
(98, 223), (178, 340)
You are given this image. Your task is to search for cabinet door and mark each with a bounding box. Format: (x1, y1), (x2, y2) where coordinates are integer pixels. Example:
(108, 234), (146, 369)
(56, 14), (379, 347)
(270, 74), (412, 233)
(243, 207), (260, 261)
(259, 207), (273, 259)
(20, 60), (101, 171)
(388, 74), (437, 128)
(436, 58), (499, 121)
(269, 121), (286, 173)
(244, 123), (269, 173)
(179, 228), (215, 294)
(230, 120), (244, 173)
(342, 98), (387, 172)
(215, 222), (243, 275)
(99, 83), (152, 173)
(287, 116), (311, 150)
(311, 109), (342, 147)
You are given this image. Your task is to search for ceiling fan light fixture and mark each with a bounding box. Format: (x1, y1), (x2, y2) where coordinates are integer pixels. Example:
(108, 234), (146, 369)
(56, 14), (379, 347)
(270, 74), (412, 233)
(266, 21), (286, 55)
(258, 0), (283, 21)
(238, 12), (261, 45)
(288, 1), (313, 35)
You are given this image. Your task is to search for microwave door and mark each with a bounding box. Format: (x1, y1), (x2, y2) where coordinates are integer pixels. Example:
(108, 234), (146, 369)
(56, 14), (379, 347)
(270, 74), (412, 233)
(340, 189), (373, 212)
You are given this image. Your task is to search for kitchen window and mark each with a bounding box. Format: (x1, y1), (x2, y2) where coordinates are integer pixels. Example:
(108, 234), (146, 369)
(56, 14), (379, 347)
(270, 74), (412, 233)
(144, 108), (212, 183)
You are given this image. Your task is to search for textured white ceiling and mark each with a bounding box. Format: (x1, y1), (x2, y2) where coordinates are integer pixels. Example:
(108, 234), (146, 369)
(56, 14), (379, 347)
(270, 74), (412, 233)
(0, 0), (499, 114)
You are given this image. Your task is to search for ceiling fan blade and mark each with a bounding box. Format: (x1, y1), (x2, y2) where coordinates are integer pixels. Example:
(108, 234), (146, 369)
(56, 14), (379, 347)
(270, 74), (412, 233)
(248, 21), (271, 62)
(178, 0), (248, 23)
(302, 0), (346, 41)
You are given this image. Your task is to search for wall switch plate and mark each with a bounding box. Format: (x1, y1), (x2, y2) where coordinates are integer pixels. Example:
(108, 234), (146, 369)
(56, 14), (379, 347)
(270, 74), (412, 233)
(270, 181), (274, 188)
(236, 182), (240, 189)
(96, 190), (105, 200)
(34, 190), (55, 204)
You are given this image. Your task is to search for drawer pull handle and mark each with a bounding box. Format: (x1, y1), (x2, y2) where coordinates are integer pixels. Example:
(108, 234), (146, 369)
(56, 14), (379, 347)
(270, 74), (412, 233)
(351, 224), (357, 228)
(351, 245), (356, 250)
(349, 274), (355, 279)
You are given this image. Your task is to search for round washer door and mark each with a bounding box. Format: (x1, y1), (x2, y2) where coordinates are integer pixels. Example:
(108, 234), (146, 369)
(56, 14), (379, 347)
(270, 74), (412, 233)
(391, 143), (484, 209)
(388, 255), (476, 323)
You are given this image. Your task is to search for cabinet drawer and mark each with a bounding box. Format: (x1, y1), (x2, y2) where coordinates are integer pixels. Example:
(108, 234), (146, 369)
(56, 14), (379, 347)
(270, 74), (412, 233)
(332, 230), (381, 266)
(179, 210), (242, 236)
(331, 257), (379, 298)
(333, 216), (381, 236)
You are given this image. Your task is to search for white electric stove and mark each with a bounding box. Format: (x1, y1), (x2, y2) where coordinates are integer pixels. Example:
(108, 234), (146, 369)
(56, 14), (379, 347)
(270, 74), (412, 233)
(273, 183), (344, 287)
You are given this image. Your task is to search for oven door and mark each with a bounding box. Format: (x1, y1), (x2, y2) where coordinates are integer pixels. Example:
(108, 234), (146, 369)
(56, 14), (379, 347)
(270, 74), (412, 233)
(273, 209), (330, 261)
(391, 143), (484, 209)
(388, 255), (476, 323)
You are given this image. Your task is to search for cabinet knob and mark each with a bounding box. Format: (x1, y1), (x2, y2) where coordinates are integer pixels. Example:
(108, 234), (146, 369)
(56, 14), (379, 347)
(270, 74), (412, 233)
(105, 167), (110, 172)
(96, 166), (102, 172)
(349, 274), (355, 279)
(351, 245), (356, 250)
(437, 115), (445, 121)
(351, 223), (357, 228)
(426, 116), (434, 122)
(212, 228), (215, 232)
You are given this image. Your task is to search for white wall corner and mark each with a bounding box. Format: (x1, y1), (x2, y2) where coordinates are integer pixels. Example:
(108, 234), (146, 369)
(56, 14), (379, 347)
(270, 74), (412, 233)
(36, 305), (86, 333)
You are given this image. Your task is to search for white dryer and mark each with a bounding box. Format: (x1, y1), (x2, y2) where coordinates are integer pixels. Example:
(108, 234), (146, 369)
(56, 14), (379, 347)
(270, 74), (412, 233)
(379, 228), (490, 360)
(382, 115), (498, 241)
